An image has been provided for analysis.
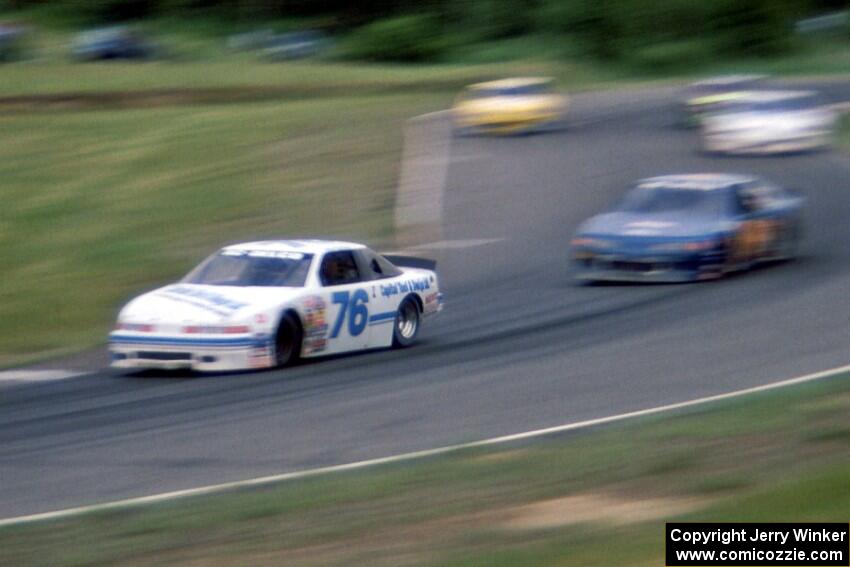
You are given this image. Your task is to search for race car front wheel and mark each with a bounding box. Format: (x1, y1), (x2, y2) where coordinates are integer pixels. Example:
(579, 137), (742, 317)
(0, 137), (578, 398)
(392, 297), (420, 348)
(275, 314), (302, 367)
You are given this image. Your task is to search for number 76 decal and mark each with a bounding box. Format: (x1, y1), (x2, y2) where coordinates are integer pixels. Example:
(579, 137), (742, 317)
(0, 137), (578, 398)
(330, 289), (369, 338)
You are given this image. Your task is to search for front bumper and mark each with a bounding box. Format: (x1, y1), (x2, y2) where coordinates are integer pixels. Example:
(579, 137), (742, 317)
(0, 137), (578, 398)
(573, 253), (725, 283)
(455, 114), (562, 136)
(109, 332), (274, 372)
(703, 132), (829, 155)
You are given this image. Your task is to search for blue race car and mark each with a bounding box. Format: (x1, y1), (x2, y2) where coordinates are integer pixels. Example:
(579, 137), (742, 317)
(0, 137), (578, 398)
(571, 174), (804, 283)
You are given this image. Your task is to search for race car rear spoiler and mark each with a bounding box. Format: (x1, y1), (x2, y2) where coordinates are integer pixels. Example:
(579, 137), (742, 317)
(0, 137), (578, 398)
(384, 255), (437, 271)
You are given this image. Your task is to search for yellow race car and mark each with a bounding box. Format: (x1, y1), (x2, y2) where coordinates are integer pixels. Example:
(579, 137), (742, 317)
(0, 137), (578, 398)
(452, 77), (568, 135)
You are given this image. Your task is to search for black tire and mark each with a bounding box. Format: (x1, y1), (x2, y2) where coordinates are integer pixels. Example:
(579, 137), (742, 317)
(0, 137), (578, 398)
(719, 239), (746, 277)
(392, 297), (420, 348)
(774, 221), (801, 262)
(275, 314), (302, 367)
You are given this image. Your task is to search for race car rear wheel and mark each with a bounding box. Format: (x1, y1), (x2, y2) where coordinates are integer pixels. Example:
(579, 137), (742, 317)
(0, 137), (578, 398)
(392, 297), (420, 348)
(773, 221), (802, 262)
(275, 313), (302, 367)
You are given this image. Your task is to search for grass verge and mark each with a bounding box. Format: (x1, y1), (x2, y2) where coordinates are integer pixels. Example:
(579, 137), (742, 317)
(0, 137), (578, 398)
(0, 372), (847, 566)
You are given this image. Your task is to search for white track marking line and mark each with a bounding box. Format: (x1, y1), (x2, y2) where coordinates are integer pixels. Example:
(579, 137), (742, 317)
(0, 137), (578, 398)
(408, 110), (450, 122)
(407, 238), (504, 250)
(0, 362), (847, 528)
(0, 370), (82, 383)
(386, 238), (505, 255)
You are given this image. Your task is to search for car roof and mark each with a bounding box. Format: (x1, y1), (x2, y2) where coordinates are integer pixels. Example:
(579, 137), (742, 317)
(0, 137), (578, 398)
(690, 74), (768, 88)
(637, 173), (757, 191)
(222, 239), (366, 255)
(467, 77), (554, 90)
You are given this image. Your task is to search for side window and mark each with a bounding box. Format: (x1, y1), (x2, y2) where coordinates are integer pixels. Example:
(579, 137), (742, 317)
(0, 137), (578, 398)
(759, 183), (784, 208)
(367, 256), (386, 279)
(320, 251), (362, 287)
(735, 185), (763, 215)
(733, 187), (750, 215)
(356, 250), (403, 280)
(745, 183), (776, 211)
(375, 255), (403, 277)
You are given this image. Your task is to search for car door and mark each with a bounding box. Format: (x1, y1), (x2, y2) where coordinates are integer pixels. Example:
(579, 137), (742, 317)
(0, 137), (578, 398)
(354, 249), (404, 348)
(758, 182), (804, 257)
(731, 183), (784, 262)
(317, 250), (371, 354)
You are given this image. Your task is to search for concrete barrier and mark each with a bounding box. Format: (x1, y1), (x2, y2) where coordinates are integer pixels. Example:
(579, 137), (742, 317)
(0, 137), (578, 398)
(393, 110), (452, 248)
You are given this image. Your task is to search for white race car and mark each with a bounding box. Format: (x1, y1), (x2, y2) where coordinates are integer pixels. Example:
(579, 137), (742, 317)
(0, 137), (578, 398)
(109, 240), (442, 372)
(701, 90), (836, 155)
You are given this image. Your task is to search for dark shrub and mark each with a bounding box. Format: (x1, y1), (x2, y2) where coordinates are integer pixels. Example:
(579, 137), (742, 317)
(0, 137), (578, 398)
(344, 14), (448, 62)
(713, 0), (796, 56)
(537, 0), (796, 60)
(627, 39), (717, 74)
(459, 0), (536, 41)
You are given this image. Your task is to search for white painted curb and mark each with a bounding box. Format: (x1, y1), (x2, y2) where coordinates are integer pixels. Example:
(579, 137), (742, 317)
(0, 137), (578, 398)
(0, 370), (81, 383)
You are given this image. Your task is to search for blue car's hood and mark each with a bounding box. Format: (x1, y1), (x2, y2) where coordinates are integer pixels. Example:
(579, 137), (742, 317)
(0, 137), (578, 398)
(579, 211), (727, 239)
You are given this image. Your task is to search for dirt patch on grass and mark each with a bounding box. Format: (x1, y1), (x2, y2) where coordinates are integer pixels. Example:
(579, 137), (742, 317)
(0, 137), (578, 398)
(502, 492), (705, 530)
(0, 87), (297, 111)
(0, 81), (466, 112)
(467, 449), (529, 464)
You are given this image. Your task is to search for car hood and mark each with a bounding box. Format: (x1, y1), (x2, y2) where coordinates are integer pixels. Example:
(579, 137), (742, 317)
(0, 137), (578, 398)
(705, 110), (834, 131)
(119, 284), (302, 325)
(579, 211), (727, 239)
(455, 95), (564, 115)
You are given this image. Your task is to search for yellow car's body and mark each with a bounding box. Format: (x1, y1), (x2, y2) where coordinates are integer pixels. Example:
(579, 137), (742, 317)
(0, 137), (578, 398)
(452, 77), (568, 135)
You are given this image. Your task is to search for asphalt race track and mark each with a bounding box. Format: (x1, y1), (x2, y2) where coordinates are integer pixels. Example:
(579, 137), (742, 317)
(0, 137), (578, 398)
(2, 82), (850, 519)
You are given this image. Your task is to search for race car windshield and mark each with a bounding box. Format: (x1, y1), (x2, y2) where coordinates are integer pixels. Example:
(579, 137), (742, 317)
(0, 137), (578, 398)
(689, 80), (762, 97)
(618, 186), (726, 216)
(182, 250), (314, 287)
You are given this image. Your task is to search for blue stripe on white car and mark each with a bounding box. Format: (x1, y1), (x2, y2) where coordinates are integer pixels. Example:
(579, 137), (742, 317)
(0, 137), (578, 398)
(368, 311), (396, 326)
